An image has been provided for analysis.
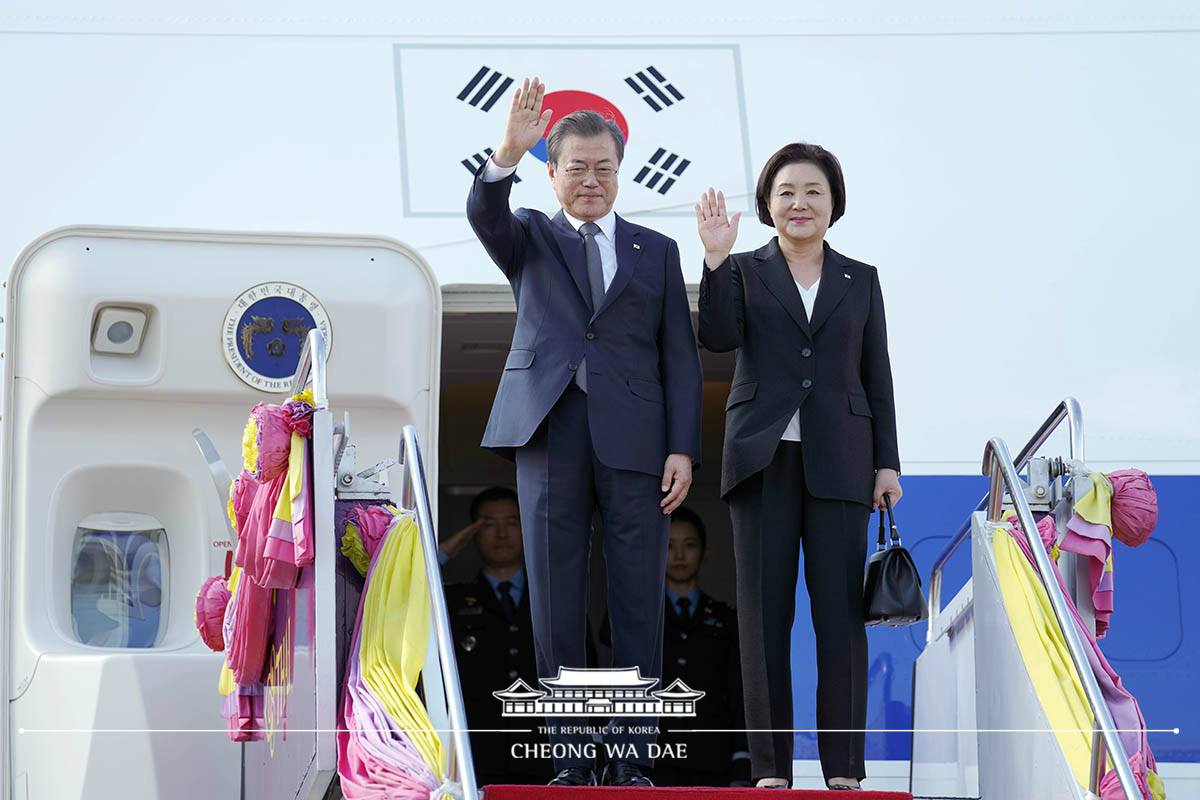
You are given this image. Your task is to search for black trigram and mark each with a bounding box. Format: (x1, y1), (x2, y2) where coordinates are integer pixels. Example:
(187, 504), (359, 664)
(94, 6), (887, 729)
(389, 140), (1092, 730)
(461, 148), (521, 182)
(457, 66), (514, 112)
(624, 67), (684, 112)
(633, 148), (689, 194)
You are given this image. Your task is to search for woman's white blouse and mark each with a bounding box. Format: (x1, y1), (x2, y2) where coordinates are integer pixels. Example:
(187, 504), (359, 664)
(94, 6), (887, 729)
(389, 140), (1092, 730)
(780, 278), (820, 443)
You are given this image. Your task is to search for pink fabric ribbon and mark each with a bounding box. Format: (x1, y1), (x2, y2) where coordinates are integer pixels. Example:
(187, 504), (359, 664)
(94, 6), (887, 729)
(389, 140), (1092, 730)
(249, 403), (293, 481)
(225, 574), (273, 686)
(222, 683), (265, 742)
(1060, 514), (1114, 637)
(291, 438), (315, 568)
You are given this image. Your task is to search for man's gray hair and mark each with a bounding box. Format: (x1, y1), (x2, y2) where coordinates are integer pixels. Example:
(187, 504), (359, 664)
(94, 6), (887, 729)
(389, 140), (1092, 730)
(546, 110), (626, 165)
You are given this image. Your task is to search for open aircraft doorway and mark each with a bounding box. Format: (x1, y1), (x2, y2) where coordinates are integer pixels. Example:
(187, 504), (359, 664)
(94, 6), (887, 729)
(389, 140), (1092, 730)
(436, 284), (739, 657)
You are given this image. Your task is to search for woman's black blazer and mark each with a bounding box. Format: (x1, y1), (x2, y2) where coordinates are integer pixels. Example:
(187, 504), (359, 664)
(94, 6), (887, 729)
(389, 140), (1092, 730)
(698, 238), (900, 504)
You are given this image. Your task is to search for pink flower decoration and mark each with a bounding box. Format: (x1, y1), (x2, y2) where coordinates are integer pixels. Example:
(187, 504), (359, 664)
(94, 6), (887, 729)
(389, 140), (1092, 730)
(195, 576), (232, 652)
(282, 399), (314, 437)
(1106, 469), (1158, 548)
(355, 504), (398, 559)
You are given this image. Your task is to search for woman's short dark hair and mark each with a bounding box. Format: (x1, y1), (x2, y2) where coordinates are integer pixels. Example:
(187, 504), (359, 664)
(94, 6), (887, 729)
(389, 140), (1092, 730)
(546, 110), (626, 165)
(669, 506), (707, 551)
(755, 142), (846, 227)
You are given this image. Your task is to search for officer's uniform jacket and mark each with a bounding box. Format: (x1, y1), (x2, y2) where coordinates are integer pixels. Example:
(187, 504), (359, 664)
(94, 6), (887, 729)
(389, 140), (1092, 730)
(446, 571), (550, 782)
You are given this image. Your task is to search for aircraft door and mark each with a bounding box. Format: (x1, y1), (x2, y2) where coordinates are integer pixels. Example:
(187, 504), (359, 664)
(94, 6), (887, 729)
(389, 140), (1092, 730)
(2, 226), (440, 800)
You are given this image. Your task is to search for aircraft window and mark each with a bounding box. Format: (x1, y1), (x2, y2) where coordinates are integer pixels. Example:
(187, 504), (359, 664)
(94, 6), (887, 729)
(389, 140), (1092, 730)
(70, 513), (169, 648)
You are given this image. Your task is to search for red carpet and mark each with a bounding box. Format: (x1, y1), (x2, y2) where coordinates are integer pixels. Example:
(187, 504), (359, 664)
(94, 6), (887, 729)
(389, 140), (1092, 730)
(483, 787), (911, 799)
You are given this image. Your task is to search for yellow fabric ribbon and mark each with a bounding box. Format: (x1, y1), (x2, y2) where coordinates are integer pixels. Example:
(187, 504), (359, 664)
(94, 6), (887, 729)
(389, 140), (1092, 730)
(227, 485), (238, 534)
(341, 522), (371, 577)
(357, 513), (446, 780)
(1074, 473), (1116, 576)
(993, 526), (1165, 799)
(994, 528), (1098, 787)
(271, 433), (306, 526)
(1074, 473), (1114, 530)
(1149, 767), (1166, 799)
(273, 388), (314, 528)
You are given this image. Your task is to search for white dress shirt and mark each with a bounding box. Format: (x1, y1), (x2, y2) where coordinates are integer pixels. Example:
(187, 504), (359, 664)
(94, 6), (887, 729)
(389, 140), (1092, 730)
(781, 278), (820, 443)
(481, 156), (617, 290)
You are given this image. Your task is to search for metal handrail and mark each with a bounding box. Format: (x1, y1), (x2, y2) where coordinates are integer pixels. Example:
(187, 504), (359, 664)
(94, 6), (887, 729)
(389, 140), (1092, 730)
(983, 437), (1138, 800)
(926, 397), (1083, 642)
(398, 424), (478, 799)
(254, 326), (336, 795)
(290, 329), (329, 408)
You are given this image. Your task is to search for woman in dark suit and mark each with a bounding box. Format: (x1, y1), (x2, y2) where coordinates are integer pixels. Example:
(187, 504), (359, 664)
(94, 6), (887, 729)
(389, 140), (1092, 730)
(695, 143), (902, 790)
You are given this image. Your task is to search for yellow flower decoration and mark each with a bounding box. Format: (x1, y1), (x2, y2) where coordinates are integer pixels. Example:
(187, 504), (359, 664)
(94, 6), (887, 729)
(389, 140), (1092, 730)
(227, 482), (238, 534)
(241, 414), (260, 475)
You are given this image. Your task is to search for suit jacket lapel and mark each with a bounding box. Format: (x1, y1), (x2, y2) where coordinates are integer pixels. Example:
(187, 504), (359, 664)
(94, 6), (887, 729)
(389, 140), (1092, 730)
(550, 211), (593, 310)
(808, 243), (853, 335)
(595, 215), (641, 319)
(756, 239), (812, 339)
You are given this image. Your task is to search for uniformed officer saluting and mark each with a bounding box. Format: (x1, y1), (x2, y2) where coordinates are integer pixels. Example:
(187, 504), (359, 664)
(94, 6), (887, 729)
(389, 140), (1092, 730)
(439, 487), (552, 787)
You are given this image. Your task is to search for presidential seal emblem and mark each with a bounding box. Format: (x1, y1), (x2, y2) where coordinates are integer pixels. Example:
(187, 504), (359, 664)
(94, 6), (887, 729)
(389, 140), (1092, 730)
(222, 282), (332, 392)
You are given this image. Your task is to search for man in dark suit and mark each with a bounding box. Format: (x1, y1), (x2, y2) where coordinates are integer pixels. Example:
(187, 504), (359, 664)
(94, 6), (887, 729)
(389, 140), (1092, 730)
(466, 77), (703, 787)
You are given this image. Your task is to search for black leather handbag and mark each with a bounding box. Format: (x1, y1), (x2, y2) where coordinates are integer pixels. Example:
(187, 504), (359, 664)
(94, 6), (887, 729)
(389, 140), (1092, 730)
(863, 494), (928, 627)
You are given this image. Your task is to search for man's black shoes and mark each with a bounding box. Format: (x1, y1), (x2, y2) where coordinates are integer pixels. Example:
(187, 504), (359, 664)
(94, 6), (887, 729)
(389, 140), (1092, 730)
(546, 760), (653, 786)
(548, 766), (597, 786)
(601, 760), (654, 787)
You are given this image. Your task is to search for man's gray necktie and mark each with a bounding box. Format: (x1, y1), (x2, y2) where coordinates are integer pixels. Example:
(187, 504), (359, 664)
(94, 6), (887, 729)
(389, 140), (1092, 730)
(576, 221), (605, 392)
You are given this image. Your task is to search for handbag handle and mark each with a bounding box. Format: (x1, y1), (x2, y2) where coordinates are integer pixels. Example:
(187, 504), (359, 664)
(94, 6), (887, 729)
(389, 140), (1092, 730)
(875, 493), (901, 551)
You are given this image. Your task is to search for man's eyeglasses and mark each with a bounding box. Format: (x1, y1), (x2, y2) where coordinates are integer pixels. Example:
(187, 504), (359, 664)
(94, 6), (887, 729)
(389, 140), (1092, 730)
(561, 165), (618, 181)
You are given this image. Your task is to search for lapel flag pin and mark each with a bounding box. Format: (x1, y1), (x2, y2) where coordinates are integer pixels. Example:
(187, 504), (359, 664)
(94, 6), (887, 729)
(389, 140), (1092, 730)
(633, 243), (642, 250)
(843, 273), (852, 279)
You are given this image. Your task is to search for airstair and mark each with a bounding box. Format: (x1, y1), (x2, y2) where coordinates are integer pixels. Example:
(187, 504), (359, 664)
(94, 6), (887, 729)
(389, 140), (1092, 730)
(208, 329), (480, 799)
(911, 400), (1146, 800)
